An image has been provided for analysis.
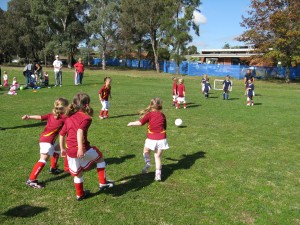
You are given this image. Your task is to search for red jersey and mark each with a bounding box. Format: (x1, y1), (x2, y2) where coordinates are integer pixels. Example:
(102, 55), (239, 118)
(59, 111), (92, 158)
(98, 85), (111, 101)
(177, 84), (185, 97)
(172, 81), (178, 95)
(74, 62), (84, 73)
(139, 111), (167, 140)
(39, 114), (66, 144)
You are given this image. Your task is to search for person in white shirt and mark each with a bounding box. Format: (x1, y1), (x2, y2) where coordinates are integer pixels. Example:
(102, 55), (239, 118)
(53, 55), (63, 87)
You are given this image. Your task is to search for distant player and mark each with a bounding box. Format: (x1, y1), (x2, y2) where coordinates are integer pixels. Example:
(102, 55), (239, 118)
(176, 78), (186, 109)
(98, 77), (112, 119)
(201, 74), (208, 94)
(172, 77), (178, 106)
(59, 93), (114, 201)
(127, 97), (169, 181)
(222, 75), (232, 100)
(244, 69), (254, 95)
(203, 78), (211, 98)
(23, 97), (69, 188)
(246, 79), (255, 106)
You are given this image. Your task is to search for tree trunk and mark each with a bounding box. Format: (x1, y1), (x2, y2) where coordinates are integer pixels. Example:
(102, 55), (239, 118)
(150, 30), (160, 73)
(102, 45), (106, 70)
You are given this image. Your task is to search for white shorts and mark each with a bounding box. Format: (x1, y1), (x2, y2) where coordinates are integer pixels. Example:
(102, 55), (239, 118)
(144, 138), (169, 151)
(101, 100), (110, 110)
(177, 97), (186, 103)
(172, 95), (178, 101)
(40, 142), (58, 155)
(67, 147), (102, 176)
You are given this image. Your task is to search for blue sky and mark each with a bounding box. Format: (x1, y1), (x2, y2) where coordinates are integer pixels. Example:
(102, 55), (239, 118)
(0, 0), (251, 51)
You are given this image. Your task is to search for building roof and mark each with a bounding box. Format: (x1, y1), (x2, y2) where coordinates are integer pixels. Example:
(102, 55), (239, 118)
(189, 48), (259, 58)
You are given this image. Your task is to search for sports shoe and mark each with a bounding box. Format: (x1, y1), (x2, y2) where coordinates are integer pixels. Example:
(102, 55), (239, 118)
(49, 168), (62, 174)
(154, 174), (161, 181)
(99, 181), (114, 191)
(251, 103), (254, 106)
(26, 179), (43, 189)
(76, 190), (90, 201)
(99, 116), (104, 119)
(142, 163), (151, 174)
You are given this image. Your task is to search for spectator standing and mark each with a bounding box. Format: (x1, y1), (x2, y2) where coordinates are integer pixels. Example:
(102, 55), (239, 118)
(53, 55), (63, 87)
(74, 58), (84, 85)
(23, 61), (34, 85)
(34, 61), (43, 85)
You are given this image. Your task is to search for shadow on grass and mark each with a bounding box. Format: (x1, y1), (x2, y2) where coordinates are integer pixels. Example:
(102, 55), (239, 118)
(185, 102), (201, 108)
(43, 172), (71, 185)
(106, 151), (205, 197)
(3, 204), (48, 218)
(105, 154), (136, 165)
(2, 122), (46, 130)
(254, 103), (262, 106)
(109, 113), (139, 119)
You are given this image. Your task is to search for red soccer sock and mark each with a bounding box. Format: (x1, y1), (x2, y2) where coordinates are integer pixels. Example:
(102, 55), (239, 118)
(104, 110), (108, 118)
(176, 103), (180, 108)
(99, 110), (104, 117)
(184, 103), (187, 108)
(50, 152), (59, 169)
(74, 182), (84, 197)
(29, 161), (46, 181)
(64, 157), (69, 172)
(97, 168), (106, 184)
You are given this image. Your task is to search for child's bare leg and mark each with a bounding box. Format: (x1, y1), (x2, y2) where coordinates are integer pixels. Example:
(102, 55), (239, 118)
(142, 147), (151, 173)
(154, 149), (163, 181)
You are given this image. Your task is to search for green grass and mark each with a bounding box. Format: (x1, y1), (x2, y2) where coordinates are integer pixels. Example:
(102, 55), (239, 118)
(0, 67), (299, 225)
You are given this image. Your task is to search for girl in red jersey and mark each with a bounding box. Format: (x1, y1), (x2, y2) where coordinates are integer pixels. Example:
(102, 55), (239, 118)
(127, 98), (169, 181)
(176, 78), (186, 109)
(172, 77), (178, 106)
(59, 93), (114, 201)
(98, 77), (112, 119)
(22, 97), (69, 188)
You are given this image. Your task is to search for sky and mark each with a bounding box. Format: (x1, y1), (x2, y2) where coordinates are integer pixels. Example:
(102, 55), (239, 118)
(0, 0), (251, 51)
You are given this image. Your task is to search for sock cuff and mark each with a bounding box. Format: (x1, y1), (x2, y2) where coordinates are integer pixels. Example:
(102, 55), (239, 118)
(74, 176), (83, 183)
(97, 161), (106, 169)
(38, 159), (47, 164)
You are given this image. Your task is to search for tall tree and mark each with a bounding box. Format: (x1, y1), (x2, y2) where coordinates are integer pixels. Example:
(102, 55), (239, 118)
(31, 0), (88, 67)
(85, 0), (119, 70)
(238, 0), (300, 80)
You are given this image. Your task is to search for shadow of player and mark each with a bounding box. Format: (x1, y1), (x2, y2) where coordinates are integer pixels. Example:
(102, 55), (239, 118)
(105, 151), (206, 197)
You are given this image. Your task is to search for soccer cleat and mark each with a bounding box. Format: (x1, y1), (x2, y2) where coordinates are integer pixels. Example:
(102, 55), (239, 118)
(99, 181), (114, 191)
(142, 163), (151, 174)
(251, 103), (254, 106)
(26, 179), (43, 189)
(76, 190), (90, 201)
(49, 168), (62, 174)
(154, 174), (161, 181)
(99, 116), (104, 119)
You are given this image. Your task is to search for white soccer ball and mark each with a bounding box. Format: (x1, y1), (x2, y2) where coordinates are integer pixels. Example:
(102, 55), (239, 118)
(175, 118), (183, 127)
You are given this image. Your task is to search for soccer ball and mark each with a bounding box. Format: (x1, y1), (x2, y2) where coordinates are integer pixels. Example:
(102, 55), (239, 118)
(20, 86), (24, 90)
(175, 118), (183, 127)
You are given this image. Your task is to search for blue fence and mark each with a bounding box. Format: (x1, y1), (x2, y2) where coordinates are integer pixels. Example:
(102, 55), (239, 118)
(92, 58), (300, 79)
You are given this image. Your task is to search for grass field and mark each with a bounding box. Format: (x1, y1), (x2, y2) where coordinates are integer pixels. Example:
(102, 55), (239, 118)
(0, 66), (299, 225)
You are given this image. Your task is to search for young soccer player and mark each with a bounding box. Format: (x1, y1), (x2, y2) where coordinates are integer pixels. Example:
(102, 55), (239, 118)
(59, 93), (114, 201)
(176, 78), (186, 109)
(201, 74), (208, 94)
(98, 77), (112, 119)
(172, 77), (178, 106)
(44, 71), (49, 87)
(246, 79), (255, 106)
(222, 75), (232, 100)
(203, 79), (211, 98)
(22, 97), (69, 188)
(128, 98), (169, 181)
(3, 71), (8, 87)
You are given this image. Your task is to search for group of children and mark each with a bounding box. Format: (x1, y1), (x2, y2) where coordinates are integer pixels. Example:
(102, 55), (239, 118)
(171, 73), (254, 106)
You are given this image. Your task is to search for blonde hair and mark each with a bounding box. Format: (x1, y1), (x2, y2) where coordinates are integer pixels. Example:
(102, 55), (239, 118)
(139, 97), (162, 117)
(178, 78), (184, 84)
(172, 77), (178, 81)
(52, 97), (69, 119)
(66, 92), (93, 117)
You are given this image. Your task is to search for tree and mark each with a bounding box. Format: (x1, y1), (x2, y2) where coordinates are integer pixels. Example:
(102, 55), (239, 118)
(85, 0), (119, 70)
(31, 0), (88, 67)
(238, 0), (300, 80)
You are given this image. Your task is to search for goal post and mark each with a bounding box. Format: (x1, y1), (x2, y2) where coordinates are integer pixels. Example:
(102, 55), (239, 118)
(213, 79), (233, 91)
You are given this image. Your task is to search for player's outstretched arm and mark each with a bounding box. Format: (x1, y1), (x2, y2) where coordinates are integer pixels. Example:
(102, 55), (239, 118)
(22, 115), (42, 120)
(127, 121), (142, 127)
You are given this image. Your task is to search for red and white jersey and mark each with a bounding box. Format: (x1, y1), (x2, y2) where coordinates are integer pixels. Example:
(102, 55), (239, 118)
(139, 111), (167, 140)
(172, 81), (178, 95)
(177, 84), (185, 97)
(40, 113), (66, 144)
(74, 62), (84, 73)
(59, 111), (92, 158)
(98, 85), (111, 101)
